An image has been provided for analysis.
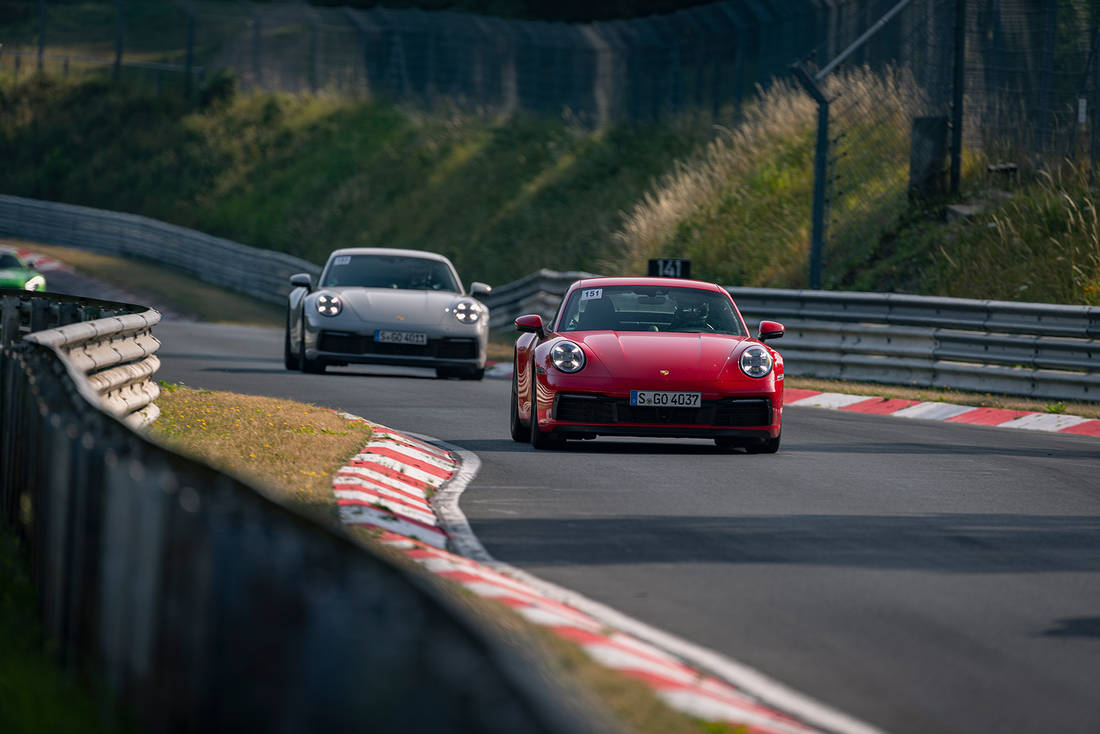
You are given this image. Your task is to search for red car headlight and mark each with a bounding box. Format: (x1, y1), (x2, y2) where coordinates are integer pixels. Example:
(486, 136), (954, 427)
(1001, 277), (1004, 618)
(550, 341), (586, 373)
(739, 345), (773, 378)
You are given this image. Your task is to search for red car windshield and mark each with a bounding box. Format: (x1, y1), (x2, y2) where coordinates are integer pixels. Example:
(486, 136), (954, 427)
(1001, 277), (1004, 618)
(558, 285), (746, 335)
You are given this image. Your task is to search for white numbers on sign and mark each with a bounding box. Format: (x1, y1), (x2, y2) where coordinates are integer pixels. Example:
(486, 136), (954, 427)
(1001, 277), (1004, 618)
(659, 260), (682, 277)
(333, 256), (351, 266)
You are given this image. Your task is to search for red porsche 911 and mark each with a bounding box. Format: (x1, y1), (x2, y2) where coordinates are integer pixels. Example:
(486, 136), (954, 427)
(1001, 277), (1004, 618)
(509, 276), (785, 452)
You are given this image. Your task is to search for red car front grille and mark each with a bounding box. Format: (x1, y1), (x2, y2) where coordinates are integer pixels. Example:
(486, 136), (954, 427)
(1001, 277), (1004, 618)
(553, 395), (771, 427)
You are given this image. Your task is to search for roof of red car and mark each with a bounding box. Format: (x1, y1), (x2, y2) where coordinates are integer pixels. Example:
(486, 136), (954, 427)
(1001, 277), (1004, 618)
(569, 276), (726, 291)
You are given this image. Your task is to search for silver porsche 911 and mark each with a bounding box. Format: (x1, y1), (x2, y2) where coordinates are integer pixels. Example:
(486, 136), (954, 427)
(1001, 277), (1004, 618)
(285, 247), (491, 379)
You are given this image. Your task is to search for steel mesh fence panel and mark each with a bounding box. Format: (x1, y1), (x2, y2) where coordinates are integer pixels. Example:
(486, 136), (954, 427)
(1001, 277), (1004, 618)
(963, 0), (1098, 165)
(2, 0), (866, 126)
(797, 0), (1100, 289)
(820, 0), (958, 287)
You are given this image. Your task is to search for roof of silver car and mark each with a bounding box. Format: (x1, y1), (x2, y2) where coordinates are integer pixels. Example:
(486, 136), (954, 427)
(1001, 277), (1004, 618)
(327, 247), (453, 264)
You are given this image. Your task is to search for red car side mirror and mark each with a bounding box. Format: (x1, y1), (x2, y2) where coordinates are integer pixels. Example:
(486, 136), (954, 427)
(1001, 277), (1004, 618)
(758, 320), (784, 341)
(515, 314), (546, 339)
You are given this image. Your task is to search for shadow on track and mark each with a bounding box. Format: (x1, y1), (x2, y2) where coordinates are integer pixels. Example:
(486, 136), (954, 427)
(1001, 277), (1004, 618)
(468, 512), (1100, 573)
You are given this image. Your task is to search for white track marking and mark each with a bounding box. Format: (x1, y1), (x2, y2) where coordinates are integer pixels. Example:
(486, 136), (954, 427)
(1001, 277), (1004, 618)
(890, 402), (977, 421)
(997, 413), (1091, 431)
(786, 392), (874, 409)
(420, 432), (885, 734)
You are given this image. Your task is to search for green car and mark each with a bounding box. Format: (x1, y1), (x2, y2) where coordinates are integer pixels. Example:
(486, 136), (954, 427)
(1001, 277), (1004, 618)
(0, 247), (46, 291)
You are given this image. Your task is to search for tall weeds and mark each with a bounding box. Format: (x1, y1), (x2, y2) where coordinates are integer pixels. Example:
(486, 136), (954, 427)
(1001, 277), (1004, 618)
(606, 78), (817, 281)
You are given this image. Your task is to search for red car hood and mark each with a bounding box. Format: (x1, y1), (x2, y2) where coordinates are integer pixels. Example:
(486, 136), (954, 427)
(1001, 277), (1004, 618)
(577, 332), (748, 382)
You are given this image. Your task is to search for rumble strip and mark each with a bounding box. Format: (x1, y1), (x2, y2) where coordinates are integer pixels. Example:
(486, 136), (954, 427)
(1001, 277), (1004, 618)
(332, 412), (879, 734)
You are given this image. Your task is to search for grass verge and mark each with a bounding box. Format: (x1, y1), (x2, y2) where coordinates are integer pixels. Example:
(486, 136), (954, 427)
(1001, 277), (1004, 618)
(20, 242), (283, 327)
(149, 384), (738, 734)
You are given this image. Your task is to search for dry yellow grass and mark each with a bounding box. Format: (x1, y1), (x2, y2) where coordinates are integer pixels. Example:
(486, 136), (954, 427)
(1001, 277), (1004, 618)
(149, 385), (372, 520)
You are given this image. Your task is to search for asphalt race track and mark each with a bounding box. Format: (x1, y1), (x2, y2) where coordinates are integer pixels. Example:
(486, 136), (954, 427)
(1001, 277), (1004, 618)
(157, 320), (1100, 734)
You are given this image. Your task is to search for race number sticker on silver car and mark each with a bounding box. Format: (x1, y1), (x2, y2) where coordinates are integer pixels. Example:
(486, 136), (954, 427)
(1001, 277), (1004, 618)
(580, 288), (603, 300)
(375, 330), (428, 345)
(333, 256), (351, 265)
(630, 390), (701, 408)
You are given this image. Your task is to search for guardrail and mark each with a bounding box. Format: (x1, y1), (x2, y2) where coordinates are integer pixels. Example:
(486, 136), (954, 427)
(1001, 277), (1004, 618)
(0, 290), (592, 733)
(3, 193), (1096, 402)
(482, 268), (598, 330)
(484, 273), (1100, 403)
(0, 195), (320, 305)
(0, 289), (161, 426)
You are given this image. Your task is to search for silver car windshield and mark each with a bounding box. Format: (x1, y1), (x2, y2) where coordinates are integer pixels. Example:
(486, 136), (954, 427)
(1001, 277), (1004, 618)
(558, 285), (746, 335)
(321, 255), (460, 292)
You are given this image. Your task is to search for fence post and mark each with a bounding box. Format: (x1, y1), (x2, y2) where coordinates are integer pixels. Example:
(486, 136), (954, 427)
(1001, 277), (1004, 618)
(1036, 0), (1058, 163)
(185, 3), (195, 98)
(113, 0), (123, 81)
(38, 0), (46, 75)
(950, 0), (965, 195)
(1092, 25), (1100, 185)
(792, 63), (829, 290)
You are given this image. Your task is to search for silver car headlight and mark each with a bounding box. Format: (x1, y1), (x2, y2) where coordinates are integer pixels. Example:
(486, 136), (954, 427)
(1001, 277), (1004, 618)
(453, 300), (481, 324)
(24, 275), (45, 291)
(550, 341), (585, 373)
(316, 293), (342, 317)
(739, 345), (773, 378)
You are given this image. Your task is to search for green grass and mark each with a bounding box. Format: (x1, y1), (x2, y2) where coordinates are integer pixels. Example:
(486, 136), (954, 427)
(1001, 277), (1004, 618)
(0, 526), (127, 734)
(0, 75), (702, 286)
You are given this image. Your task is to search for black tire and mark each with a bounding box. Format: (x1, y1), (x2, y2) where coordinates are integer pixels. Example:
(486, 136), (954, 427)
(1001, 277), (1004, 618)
(509, 365), (527, 442)
(436, 366), (459, 379)
(299, 324), (326, 374)
(745, 433), (781, 454)
(283, 316), (300, 371)
(529, 373), (561, 450)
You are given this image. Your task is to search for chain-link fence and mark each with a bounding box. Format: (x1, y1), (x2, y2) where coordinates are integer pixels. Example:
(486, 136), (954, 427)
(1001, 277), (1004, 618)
(1, 0), (928, 127)
(794, 0), (1100, 289)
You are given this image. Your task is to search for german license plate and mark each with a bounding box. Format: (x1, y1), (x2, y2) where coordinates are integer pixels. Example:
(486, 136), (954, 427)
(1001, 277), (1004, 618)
(374, 330), (428, 345)
(630, 390), (701, 408)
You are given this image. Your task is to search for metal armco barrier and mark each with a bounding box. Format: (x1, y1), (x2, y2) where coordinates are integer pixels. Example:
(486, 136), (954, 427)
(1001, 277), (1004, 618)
(0, 291), (596, 734)
(485, 272), (1100, 403)
(3, 190), (1096, 402)
(482, 268), (598, 330)
(0, 195), (321, 305)
(0, 289), (161, 427)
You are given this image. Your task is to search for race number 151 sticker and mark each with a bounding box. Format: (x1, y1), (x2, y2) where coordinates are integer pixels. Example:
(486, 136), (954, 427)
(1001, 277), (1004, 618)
(580, 288), (603, 301)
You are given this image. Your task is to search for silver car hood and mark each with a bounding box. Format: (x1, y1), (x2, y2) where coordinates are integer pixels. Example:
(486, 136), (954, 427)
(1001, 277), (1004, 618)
(328, 287), (463, 328)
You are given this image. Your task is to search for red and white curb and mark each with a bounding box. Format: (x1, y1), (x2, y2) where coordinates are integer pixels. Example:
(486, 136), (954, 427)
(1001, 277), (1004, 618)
(14, 248), (73, 273)
(331, 412), (881, 734)
(484, 364), (1098, 439)
(784, 389), (1100, 437)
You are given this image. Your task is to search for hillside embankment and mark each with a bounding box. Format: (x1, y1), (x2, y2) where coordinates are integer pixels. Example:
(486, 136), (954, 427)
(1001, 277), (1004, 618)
(2, 73), (1097, 304)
